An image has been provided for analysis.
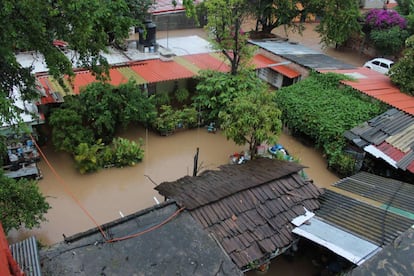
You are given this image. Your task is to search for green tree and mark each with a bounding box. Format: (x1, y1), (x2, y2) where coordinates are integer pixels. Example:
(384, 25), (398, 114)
(315, 0), (361, 47)
(193, 70), (263, 123)
(0, 172), (50, 233)
(205, 0), (255, 74)
(219, 86), (282, 158)
(0, 0), (142, 138)
(370, 26), (409, 56)
(390, 35), (414, 95)
(248, 0), (324, 35)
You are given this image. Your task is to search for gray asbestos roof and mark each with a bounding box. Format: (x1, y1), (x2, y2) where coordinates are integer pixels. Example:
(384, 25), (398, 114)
(39, 201), (241, 276)
(249, 39), (356, 70)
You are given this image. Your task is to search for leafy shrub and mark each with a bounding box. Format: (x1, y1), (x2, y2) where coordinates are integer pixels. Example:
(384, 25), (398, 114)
(153, 105), (179, 134)
(370, 26), (409, 55)
(155, 90), (170, 106)
(179, 106), (199, 128)
(111, 137), (144, 167)
(74, 141), (104, 174)
(275, 72), (386, 176)
(390, 36), (414, 95)
(364, 8), (407, 31)
(175, 87), (190, 103)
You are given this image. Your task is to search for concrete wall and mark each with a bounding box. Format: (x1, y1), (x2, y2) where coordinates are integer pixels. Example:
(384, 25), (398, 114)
(151, 11), (207, 31)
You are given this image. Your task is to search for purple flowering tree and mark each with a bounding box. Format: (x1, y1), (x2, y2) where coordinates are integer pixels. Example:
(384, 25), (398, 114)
(364, 8), (407, 30)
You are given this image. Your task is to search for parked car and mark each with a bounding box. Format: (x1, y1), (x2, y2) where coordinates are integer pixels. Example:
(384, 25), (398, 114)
(363, 58), (394, 75)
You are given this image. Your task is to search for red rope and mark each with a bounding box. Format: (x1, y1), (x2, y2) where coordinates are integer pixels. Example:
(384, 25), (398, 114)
(30, 134), (108, 240)
(30, 135), (186, 243)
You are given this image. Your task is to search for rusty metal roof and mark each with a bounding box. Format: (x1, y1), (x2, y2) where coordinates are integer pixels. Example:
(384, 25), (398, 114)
(155, 158), (323, 269)
(345, 108), (414, 173)
(320, 67), (414, 115)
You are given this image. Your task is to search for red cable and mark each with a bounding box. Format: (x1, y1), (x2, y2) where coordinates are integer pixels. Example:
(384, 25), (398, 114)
(106, 207), (186, 243)
(30, 134), (108, 240)
(30, 135), (186, 243)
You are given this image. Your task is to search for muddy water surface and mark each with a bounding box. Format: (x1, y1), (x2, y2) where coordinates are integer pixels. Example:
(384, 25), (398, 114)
(8, 126), (338, 246)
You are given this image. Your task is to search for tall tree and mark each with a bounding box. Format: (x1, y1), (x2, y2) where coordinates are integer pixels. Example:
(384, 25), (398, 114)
(248, 0), (324, 35)
(0, 0), (143, 129)
(315, 0), (361, 48)
(219, 86), (282, 158)
(205, 0), (255, 74)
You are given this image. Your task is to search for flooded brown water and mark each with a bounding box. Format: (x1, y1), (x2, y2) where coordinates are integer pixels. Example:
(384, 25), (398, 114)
(7, 125), (338, 246)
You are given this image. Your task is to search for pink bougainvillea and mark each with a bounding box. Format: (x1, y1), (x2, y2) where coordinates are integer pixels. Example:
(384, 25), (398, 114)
(365, 9), (407, 30)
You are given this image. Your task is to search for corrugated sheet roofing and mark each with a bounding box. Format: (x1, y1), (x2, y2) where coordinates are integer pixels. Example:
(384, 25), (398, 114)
(10, 236), (41, 276)
(252, 54), (300, 78)
(320, 67), (414, 115)
(36, 52), (301, 104)
(128, 59), (195, 83)
(345, 108), (414, 173)
(155, 158), (323, 269)
(317, 189), (414, 246)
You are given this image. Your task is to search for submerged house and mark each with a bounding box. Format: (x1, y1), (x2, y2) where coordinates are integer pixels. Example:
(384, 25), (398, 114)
(345, 108), (414, 180)
(155, 158), (323, 272)
(294, 172), (414, 268)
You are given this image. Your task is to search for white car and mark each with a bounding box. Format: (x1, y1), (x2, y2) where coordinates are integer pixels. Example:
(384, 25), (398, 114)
(363, 58), (394, 75)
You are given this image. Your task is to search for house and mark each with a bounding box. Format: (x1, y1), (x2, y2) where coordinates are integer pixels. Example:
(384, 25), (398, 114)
(155, 158), (324, 272)
(294, 172), (414, 267)
(345, 108), (414, 180)
(39, 201), (242, 275)
(32, 35), (303, 107)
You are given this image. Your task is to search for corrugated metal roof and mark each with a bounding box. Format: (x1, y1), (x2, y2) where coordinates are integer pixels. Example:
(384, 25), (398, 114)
(128, 59), (195, 83)
(252, 54), (300, 78)
(320, 67), (414, 115)
(346, 108), (414, 173)
(317, 189), (414, 246)
(333, 172), (414, 215)
(182, 53), (229, 72)
(10, 236), (41, 276)
(293, 217), (381, 265)
(376, 142), (405, 162)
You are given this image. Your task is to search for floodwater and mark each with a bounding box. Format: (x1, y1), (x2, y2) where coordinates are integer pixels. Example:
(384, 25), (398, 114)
(7, 125), (338, 246)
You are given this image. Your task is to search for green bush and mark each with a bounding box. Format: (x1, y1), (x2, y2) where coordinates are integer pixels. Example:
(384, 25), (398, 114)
(275, 72), (386, 176)
(370, 26), (409, 56)
(175, 88), (190, 103)
(111, 137), (144, 167)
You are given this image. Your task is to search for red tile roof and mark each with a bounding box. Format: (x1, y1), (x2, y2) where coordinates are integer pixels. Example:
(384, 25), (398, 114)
(320, 67), (414, 115)
(252, 54), (301, 78)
